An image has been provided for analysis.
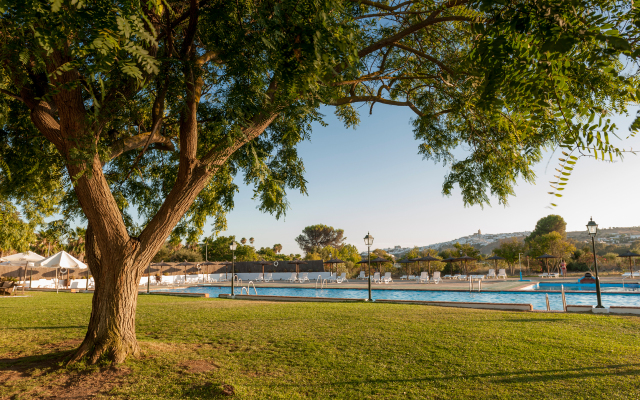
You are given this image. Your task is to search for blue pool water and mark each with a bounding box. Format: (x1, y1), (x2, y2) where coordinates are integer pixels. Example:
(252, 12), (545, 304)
(155, 286), (640, 311)
(534, 282), (640, 292)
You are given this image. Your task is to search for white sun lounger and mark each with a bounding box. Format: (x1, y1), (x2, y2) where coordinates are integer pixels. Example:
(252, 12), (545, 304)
(285, 273), (297, 282)
(459, 275), (467, 280)
(264, 273), (273, 282)
(431, 271), (441, 284)
(336, 273), (348, 283)
(400, 275), (408, 280)
(299, 272), (310, 283)
(487, 269), (496, 279)
(443, 274), (453, 279)
(539, 273), (549, 278)
(373, 272), (381, 283)
(383, 272), (393, 284)
(497, 269), (507, 279)
(358, 271), (366, 279)
(419, 272), (429, 283)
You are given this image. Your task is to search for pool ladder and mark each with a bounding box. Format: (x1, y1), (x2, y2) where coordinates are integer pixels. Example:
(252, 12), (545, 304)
(468, 277), (482, 292)
(241, 281), (258, 295)
(316, 275), (328, 289)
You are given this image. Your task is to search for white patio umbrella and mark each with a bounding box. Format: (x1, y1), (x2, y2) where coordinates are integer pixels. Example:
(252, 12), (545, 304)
(1, 251), (45, 265)
(37, 251), (87, 292)
(1, 251), (45, 290)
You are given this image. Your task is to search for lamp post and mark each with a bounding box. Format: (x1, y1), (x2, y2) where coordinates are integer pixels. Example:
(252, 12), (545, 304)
(230, 240), (237, 297)
(364, 232), (374, 302)
(587, 217), (604, 309)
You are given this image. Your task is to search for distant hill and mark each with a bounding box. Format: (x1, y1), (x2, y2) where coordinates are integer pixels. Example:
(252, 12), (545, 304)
(379, 226), (640, 258)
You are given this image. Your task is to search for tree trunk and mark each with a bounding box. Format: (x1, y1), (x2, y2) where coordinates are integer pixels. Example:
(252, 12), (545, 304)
(69, 224), (146, 364)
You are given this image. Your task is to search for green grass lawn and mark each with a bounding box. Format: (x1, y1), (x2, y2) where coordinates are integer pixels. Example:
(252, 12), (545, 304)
(2, 292), (640, 399)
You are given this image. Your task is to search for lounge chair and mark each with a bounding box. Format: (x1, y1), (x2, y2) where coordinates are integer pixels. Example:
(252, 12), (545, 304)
(622, 272), (632, 278)
(459, 275), (467, 280)
(497, 269), (507, 279)
(264, 273), (273, 282)
(633, 271), (640, 277)
(408, 275), (417, 281)
(419, 272), (429, 283)
(549, 273), (559, 278)
(285, 273), (297, 282)
(383, 272), (393, 284)
(255, 273), (264, 282)
(358, 271), (366, 279)
(431, 271), (441, 284)
(299, 272), (310, 283)
(538, 272), (549, 278)
(487, 269), (496, 279)
(453, 274), (461, 280)
(443, 274), (453, 279)
(336, 273), (348, 283)
(373, 272), (381, 283)
(218, 273), (227, 282)
(400, 275), (408, 280)
(0, 281), (16, 295)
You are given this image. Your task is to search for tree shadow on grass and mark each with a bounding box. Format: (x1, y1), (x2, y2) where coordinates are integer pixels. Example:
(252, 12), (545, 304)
(0, 348), (71, 383)
(254, 363), (640, 389)
(2, 325), (86, 330)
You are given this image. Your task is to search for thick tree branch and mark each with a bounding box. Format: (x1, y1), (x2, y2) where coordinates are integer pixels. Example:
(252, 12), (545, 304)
(357, 2), (471, 59)
(349, 0), (415, 12)
(180, 0), (200, 59)
(393, 43), (456, 75)
(328, 95), (424, 117)
(157, 0), (211, 41)
(107, 129), (175, 162)
(195, 51), (222, 66)
(0, 88), (24, 103)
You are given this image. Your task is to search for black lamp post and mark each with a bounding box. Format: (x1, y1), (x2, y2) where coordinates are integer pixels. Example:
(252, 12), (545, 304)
(364, 232), (374, 301)
(587, 217), (604, 309)
(230, 240), (237, 297)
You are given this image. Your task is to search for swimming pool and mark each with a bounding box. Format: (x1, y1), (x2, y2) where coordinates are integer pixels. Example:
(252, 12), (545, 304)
(155, 286), (640, 311)
(533, 282), (640, 292)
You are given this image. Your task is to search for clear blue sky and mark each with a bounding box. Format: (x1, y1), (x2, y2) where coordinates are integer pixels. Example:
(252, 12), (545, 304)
(210, 105), (640, 254)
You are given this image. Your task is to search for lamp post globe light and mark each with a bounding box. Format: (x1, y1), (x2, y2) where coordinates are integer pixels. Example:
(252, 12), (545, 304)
(587, 218), (605, 309)
(364, 232), (374, 302)
(230, 241), (238, 297)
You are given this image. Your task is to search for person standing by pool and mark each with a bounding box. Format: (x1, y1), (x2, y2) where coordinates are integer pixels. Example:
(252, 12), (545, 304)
(560, 260), (567, 277)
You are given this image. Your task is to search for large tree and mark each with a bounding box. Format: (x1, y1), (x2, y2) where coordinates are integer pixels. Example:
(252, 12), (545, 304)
(526, 215), (567, 244)
(0, 0), (637, 363)
(295, 224), (346, 253)
(493, 238), (525, 275)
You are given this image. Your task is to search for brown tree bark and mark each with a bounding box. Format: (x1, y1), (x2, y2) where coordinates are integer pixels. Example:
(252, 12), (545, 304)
(69, 224), (146, 364)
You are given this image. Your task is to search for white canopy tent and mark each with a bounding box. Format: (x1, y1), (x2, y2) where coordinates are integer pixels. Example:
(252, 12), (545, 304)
(37, 251), (88, 291)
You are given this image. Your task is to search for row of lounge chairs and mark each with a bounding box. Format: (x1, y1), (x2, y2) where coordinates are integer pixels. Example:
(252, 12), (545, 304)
(399, 271), (442, 284)
(538, 272), (560, 278)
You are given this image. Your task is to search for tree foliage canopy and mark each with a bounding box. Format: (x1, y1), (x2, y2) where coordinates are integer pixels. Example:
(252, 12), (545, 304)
(1, 0), (638, 248)
(295, 224), (346, 253)
(526, 214), (567, 244)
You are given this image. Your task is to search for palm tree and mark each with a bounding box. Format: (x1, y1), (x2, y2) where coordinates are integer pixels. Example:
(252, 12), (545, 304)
(273, 244), (282, 254)
(249, 237), (254, 244)
(66, 227), (87, 261)
(241, 237), (247, 245)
